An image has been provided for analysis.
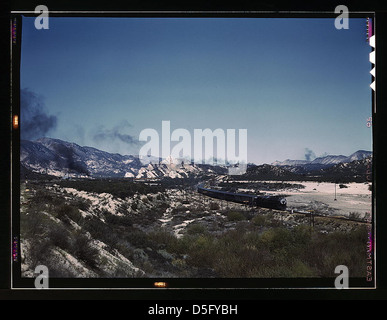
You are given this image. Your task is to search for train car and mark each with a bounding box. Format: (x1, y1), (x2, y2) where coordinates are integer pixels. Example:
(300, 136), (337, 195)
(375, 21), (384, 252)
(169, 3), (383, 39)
(197, 185), (287, 211)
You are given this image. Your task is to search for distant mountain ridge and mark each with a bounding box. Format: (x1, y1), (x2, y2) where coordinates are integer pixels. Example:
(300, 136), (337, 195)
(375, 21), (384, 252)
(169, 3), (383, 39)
(272, 150), (371, 172)
(241, 154), (372, 182)
(20, 137), (372, 181)
(21, 137), (215, 179)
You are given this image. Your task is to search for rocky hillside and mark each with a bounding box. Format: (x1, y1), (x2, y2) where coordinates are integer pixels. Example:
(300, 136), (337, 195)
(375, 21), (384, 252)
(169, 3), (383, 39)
(20, 138), (218, 179)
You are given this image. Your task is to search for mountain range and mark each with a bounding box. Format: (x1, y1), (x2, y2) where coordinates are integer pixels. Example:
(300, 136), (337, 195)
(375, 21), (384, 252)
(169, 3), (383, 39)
(20, 138), (213, 179)
(20, 137), (372, 181)
(271, 150), (372, 173)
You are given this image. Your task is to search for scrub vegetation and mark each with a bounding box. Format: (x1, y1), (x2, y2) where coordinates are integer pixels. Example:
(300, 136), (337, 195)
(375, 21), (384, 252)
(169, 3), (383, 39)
(20, 179), (369, 279)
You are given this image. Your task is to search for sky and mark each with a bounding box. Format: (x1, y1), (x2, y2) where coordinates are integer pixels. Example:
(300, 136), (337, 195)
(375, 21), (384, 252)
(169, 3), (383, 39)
(20, 16), (373, 164)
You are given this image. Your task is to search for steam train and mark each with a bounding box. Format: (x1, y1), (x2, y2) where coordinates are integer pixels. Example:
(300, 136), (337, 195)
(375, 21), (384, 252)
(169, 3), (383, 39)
(197, 185), (287, 211)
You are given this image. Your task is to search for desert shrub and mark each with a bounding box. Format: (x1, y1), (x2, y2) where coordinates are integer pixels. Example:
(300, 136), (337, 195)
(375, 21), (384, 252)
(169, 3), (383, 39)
(186, 235), (216, 269)
(33, 189), (53, 202)
(156, 193), (164, 200)
(172, 205), (185, 214)
(349, 212), (362, 221)
(105, 213), (133, 227)
(214, 245), (272, 278)
(86, 220), (119, 252)
(40, 254), (77, 278)
(71, 231), (99, 268)
(49, 224), (71, 250)
(251, 215), (266, 226)
(26, 235), (53, 270)
(58, 179), (164, 199)
(180, 225), (317, 277)
(118, 202), (130, 214)
(292, 225), (312, 244)
(55, 204), (82, 224)
(259, 226), (312, 256)
(186, 223), (207, 235)
(21, 210), (46, 238)
(156, 202), (169, 211)
(75, 199), (91, 211)
(131, 202), (138, 210)
(304, 226), (368, 277)
(125, 229), (151, 248)
(84, 217), (117, 246)
(172, 234), (195, 254)
(209, 202), (220, 210)
(148, 230), (179, 250)
(288, 260), (316, 277)
(50, 196), (67, 207)
(66, 206), (82, 224)
(27, 185), (61, 206)
(263, 212), (282, 227)
(226, 211), (246, 222)
(105, 213), (119, 225)
(172, 258), (186, 268)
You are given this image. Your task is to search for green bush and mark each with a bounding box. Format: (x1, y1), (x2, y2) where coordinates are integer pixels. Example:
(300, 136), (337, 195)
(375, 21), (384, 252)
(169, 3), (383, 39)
(105, 213), (133, 227)
(49, 224), (71, 250)
(251, 215), (266, 226)
(21, 210), (46, 238)
(303, 226), (368, 277)
(209, 202), (220, 210)
(58, 179), (165, 199)
(186, 223), (207, 235)
(75, 199), (91, 211)
(21, 181), (370, 279)
(173, 222), (370, 278)
(55, 204), (82, 224)
(125, 229), (152, 248)
(148, 230), (179, 249)
(226, 211), (246, 222)
(71, 231), (99, 268)
(186, 235), (216, 269)
(33, 189), (53, 202)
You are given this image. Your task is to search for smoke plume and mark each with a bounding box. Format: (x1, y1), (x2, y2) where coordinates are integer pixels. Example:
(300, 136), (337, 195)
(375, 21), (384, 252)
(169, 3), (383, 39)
(20, 88), (57, 140)
(304, 148), (316, 161)
(92, 120), (139, 146)
(52, 143), (89, 175)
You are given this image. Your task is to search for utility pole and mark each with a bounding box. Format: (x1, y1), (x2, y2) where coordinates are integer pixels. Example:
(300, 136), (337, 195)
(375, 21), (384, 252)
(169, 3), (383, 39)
(308, 210), (315, 233)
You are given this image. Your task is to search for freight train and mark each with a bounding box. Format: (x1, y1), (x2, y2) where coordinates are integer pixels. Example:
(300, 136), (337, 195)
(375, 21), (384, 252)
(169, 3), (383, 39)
(197, 184), (287, 211)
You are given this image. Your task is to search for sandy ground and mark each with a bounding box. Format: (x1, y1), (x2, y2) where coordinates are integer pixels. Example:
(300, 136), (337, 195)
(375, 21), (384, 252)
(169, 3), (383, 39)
(265, 181), (372, 219)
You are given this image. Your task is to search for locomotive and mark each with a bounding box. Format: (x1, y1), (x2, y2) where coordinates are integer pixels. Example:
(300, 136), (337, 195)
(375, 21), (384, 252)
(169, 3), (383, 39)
(197, 185), (287, 211)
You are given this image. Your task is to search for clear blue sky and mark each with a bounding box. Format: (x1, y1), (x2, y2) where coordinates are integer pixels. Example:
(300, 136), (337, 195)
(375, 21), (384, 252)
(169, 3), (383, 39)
(20, 17), (373, 164)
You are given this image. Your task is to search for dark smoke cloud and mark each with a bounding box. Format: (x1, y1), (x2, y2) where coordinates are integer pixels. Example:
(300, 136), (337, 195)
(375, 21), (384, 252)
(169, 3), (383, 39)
(20, 88), (57, 140)
(52, 143), (89, 175)
(92, 120), (139, 146)
(304, 148), (316, 161)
